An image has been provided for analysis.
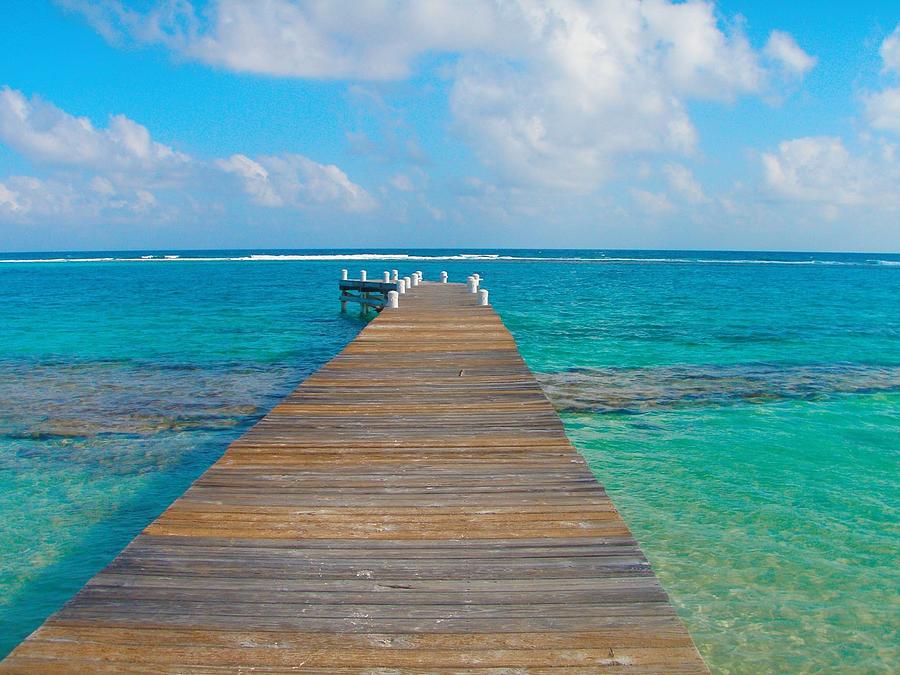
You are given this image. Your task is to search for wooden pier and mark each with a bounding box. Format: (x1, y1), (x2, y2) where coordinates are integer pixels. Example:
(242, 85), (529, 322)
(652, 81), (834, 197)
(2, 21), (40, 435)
(2, 277), (707, 672)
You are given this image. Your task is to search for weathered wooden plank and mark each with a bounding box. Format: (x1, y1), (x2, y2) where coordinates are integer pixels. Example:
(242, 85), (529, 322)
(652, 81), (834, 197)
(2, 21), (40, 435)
(1, 281), (707, 672)
(339, 280), (398, 292)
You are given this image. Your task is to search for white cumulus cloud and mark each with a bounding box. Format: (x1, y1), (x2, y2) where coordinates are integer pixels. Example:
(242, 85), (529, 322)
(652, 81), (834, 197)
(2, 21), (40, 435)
(0, 86), (189, 175)
(762, 136), (900, 208)
(0, 174), (163, 222)
(864, 87), (900, 135)
(216, 153), (376, 212)
(0, 88), (376, 225)
(0, 88), (189, 224)
(64, 1), (814, 192)
(449, 0), (789, 190)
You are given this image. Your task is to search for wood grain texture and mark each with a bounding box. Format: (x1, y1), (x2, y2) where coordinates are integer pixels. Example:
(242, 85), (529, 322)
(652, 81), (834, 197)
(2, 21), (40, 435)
(1, 282), (707, 673)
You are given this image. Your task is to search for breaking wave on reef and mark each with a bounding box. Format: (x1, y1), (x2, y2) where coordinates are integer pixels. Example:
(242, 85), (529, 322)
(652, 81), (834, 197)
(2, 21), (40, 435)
(2, 252), (900, 266)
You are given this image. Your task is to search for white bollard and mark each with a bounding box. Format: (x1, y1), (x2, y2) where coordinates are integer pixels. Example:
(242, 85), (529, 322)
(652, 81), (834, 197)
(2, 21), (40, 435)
(383, 271), (390, 282)
(391, 269), (399, 281)
(467, 276), (477, 293)
(412, 273), (420, 287)
(341, 269), (348, 280)
(404, 276), (412, 289)
(415, 270), (423, 281)
(478, 289), (489, 306)
(398, 279), (406, 294)
(386, 290), (399, 309)
(440, 271), (448, 283)
(360, 270), (367, 281)
(473, 273), (480, 282)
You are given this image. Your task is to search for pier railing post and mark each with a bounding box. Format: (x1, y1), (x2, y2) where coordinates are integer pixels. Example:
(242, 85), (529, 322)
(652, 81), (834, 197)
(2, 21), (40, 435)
(386, 290), (399, 309)
(341, 269), (348, 280)
(467, 276), (477, 293)
(383, 271), (390, 282)
(404, 276), (412, 290)
(392, 269), (399, 281)
(360, 270), (367, 281)
(440, 271), (448, 283)
(478, 289), (489, 306)
(398, 279), (406, 294)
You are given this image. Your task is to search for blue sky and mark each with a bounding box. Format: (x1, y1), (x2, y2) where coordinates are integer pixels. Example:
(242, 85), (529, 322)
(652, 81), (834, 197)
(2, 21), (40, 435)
(0, 0), (898, 252)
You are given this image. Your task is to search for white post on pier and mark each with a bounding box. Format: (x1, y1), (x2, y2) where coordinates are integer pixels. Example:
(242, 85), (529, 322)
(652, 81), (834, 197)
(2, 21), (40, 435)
(398, 279), (406, 294)
(473, 273), (480, 284)
(341, 269), (348, 280)
(478, 289), (489, 306)
(440, 271), (448, 283)
(383, 271), (390, 282)
(360, 270), (367, 281)
(386, 290), (399, 309)
(392, 269), (399, 281)
(467, 276), (477, 293)
(411, 273), (419, 287)
(404, 276), (412, 290)
(415, 270), (423, 281)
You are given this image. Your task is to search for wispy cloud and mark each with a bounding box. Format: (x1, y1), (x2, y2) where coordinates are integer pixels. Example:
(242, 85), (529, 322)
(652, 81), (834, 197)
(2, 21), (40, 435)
(763, 30), (817, 77)
(663, 163), (709, 204)
(217, 153), (376, 212)
(880, 23), (900, 74)
(58, 0), (498, 80)
(862, 24), (900, 135)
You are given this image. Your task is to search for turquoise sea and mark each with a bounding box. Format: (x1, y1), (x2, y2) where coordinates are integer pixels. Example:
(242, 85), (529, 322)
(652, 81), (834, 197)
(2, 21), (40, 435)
(0, 249), (898, 672)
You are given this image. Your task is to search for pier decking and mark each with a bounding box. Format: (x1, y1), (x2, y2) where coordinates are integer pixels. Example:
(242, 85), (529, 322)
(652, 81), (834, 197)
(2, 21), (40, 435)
(2, 281), (707, 672)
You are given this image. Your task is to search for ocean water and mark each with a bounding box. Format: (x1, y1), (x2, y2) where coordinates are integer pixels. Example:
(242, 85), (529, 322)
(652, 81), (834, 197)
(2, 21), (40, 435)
(0, 249), (898, 672)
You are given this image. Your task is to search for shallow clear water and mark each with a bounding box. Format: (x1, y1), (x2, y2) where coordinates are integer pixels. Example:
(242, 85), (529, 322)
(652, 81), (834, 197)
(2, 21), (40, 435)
(1, 249), (898, 672)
